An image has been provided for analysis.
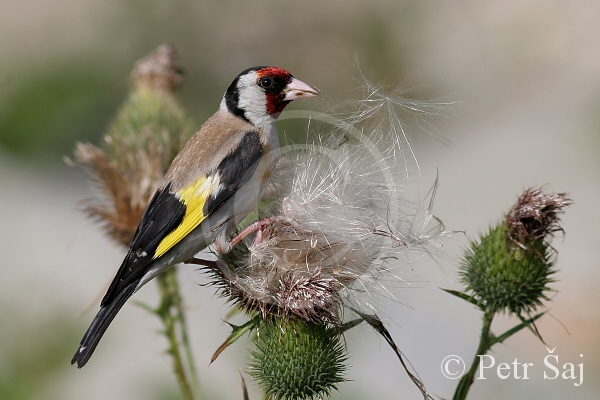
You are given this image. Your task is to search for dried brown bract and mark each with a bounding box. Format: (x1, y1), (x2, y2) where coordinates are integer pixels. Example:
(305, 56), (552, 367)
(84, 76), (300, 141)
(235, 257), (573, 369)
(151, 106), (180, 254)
(67, 44), (191, 246)
(506, 187), (572, 248)
(132, 44), (183, 93)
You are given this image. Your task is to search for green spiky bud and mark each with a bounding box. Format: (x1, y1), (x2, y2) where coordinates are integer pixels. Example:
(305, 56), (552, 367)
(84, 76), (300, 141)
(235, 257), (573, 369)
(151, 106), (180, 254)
(460, 188), (571, 315)
(250, 318), (347, 400)
(460, 223), (553, 315)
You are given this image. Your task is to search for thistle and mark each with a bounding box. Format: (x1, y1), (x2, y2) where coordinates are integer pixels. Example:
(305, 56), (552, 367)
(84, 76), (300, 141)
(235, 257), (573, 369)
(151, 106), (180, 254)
(460, 188), (571, 316)
(207, 82), (448, 399)
(250, 317), (347, 400)
(70, 44), (191, 245)
(214, 131), (445, 325)
(449, 187), (572, 400)
(69, 45), (198, 399)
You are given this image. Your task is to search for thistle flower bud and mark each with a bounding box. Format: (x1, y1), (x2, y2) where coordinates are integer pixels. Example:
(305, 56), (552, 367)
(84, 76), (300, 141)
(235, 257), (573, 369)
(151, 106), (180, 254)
(70, 46), (198, 398)
(131, 44), (183, 93)
(68, 44), (192, 245)
(460, 188), (571, 315)
(250, 317), (347, 400)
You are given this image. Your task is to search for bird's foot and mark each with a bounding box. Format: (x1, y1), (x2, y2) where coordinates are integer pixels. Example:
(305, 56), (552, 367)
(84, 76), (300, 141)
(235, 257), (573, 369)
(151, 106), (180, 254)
(229, 217), (278, 249)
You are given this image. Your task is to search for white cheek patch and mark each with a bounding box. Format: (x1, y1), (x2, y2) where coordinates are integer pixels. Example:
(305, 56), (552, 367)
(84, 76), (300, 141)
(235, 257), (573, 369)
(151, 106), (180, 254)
(236, 72), (272, 127)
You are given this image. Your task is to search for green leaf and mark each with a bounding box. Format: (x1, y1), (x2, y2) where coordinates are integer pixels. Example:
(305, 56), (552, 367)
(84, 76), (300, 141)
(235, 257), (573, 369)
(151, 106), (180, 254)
(211, 316), (261, 364)
(349, 308), (432, 400)
(340, 318), (364, 332)
(442, 289), (483, 310)
(491, 312), (546, 346)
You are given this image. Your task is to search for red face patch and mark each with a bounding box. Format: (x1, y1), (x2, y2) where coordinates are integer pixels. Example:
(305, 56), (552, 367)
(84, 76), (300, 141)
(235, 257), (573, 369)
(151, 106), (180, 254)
(257, 67), (292, 117)
(257, 67), (291, 81)
(264, 93), (290, 116)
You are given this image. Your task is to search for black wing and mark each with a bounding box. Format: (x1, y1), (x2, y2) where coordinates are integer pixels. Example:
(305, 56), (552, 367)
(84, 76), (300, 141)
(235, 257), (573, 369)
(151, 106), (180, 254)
(203, 130), (264, 216)
(101, 183), (185, 306)
(100, 131), (264, 306)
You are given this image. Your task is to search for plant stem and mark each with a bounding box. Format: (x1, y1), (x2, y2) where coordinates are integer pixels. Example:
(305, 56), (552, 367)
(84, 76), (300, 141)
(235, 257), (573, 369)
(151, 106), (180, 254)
(156, 268), (199, 400)
(453, 311), (494, 400)
(177, 290), (199, 395)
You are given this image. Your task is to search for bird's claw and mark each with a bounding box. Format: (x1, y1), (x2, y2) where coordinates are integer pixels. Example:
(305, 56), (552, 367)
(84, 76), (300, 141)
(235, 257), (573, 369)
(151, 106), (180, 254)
(229, 217), (278, 249)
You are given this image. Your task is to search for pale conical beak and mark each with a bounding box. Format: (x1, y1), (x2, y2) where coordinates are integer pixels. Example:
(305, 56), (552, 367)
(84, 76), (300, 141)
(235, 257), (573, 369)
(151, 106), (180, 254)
(283, 77), (320, 101)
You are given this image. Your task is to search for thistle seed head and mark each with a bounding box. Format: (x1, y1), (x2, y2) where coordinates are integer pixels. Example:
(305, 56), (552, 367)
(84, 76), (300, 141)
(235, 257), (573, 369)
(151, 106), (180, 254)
(216, 131), (445, 323)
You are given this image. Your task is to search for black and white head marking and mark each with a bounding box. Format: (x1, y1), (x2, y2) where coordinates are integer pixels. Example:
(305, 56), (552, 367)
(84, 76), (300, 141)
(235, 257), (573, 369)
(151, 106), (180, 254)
(221, 66), (292, 128)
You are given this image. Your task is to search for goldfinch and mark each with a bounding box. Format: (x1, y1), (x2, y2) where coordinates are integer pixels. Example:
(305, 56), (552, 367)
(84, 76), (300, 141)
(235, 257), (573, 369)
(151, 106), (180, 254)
(72, 66), (319, 368)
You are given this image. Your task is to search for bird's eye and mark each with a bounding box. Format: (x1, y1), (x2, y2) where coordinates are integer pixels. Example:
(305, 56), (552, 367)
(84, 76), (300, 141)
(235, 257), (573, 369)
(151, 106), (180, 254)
(259, 76), (274, 89)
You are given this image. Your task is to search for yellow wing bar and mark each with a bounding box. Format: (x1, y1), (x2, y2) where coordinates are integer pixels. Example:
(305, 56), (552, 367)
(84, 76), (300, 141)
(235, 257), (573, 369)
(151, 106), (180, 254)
(153, 175), (221, 259)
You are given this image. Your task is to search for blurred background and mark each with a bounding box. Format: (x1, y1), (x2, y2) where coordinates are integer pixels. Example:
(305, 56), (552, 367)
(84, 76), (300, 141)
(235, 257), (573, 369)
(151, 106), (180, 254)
(1, 0), (598, 399)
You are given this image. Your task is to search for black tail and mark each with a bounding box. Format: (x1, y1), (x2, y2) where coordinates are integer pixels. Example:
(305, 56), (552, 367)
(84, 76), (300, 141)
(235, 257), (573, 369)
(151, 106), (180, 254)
(71, 279), (139, 368)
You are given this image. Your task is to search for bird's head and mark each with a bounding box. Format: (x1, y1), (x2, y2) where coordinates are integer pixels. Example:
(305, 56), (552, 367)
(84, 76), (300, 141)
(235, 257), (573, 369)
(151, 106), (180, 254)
(222, 66), (320, 128)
